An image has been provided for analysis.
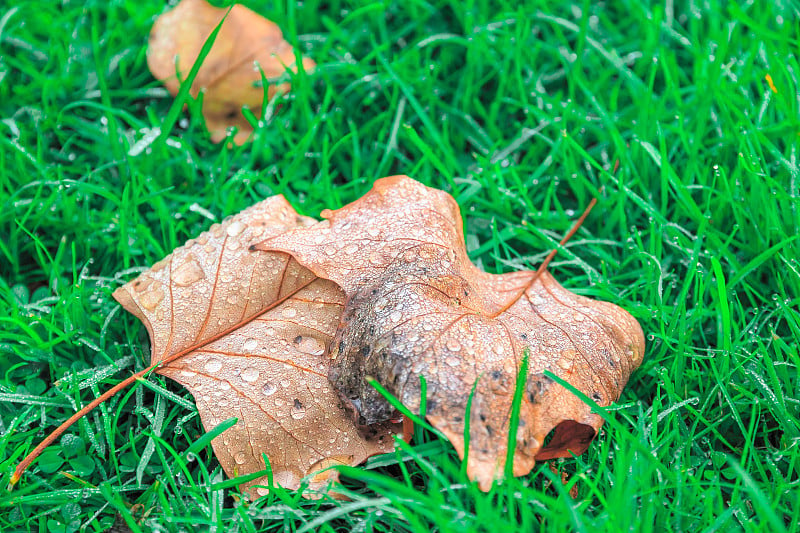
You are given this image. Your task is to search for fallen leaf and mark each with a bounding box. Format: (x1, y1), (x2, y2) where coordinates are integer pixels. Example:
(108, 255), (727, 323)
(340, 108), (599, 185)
(147, 0), (315, 144)
(18, 176), (641, 495)
(259, 176), (645, 490)
(113, 196), (400, 496)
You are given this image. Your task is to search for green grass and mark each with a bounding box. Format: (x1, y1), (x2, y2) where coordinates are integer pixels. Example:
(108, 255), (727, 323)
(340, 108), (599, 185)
(1, 0), (799, 531)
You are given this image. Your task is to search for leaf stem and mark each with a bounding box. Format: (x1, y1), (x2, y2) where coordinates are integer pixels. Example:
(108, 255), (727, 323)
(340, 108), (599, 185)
(9, 364), (156, 489)
(535, 197), (598, 277)
(488, 197), (598, 320)
(11, 275), (319, 489)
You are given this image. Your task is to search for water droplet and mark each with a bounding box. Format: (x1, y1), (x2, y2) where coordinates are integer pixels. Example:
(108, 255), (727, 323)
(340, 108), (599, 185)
(293, 336), (325, 356)
(234, 451), (247, 464)
(151, 258), (169, 272)
(367, 227), (380, 237)
(274, 398), (285, 407)
(290, 399), (306, 419)
(445, 355), (460, 367)
(572, 312), (585, 322)
(243, 338), (258, 351)
(204, 359), (223, 373)
(445, 338), (461, 352)
(256, 487), (269, 496)
(373, 297), (388, 312)
(226, 220), (245, 237)
(172, 255), (205, 286)
(557, 358), (574, 370)
(280, 379), (290, 388)
(344, 244), (359, 254)
(369, 250), (384, 265)
(262, 382), (277, 396)
(241, 367), (260, 382)
(282, 307), (297, 318)
(139, 288), (165, 312)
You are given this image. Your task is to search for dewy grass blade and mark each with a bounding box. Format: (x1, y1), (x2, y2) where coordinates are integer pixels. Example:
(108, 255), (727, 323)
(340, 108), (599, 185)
(504, 352), (528, 481)
(185, 417), (238, 458)
(365, 377), (443, 439)
(460, 377), (480, 479)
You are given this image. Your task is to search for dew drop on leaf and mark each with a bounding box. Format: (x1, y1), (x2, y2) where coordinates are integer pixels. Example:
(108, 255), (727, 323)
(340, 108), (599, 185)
(139, 288), (165, 312)
(290, 399), (306, 420)
(294, 336), (325, 356)
(243, 338), (258, 351)
(204, 359), (223, 373)
(241, 367), (260, 382)
(226, 220), (246, 237)
(172, 256), (205, 286)
(445, 338), (461, 352)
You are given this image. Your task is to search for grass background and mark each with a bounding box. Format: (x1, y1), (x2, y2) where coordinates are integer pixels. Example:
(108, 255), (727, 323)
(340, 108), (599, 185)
(1, 0), (799, 531)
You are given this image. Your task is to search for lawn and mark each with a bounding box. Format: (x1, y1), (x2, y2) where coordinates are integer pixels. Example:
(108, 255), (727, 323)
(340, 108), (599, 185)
(1, 0), (799, 531)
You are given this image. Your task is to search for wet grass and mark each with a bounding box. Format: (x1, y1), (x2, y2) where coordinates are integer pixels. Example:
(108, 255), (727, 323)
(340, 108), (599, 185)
(1, 0), (799, 531)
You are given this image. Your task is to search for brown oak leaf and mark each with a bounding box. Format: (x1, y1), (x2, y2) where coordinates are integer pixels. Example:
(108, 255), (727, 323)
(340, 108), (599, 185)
(147, 0), (315, 144)
(112, 196), (400, 497)
(258, 176), (645, 490)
